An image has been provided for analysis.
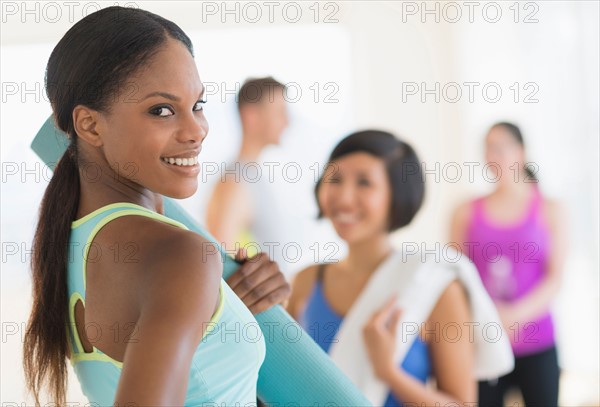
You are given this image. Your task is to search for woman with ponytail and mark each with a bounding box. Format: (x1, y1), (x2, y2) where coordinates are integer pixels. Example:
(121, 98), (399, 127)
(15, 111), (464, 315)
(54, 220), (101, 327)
(23, 6), (289, 406)
(450, 122), (568, 407)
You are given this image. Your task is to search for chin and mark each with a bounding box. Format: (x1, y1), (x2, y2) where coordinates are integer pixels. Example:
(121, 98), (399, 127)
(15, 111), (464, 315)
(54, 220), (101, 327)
(332, 225), (363, 244)
(335, 223), (386, 246)
(340, 234), (370, 246)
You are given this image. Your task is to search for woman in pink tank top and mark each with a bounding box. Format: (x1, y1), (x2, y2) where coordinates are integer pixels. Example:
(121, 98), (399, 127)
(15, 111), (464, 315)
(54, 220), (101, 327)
(450, 122), (568, 407)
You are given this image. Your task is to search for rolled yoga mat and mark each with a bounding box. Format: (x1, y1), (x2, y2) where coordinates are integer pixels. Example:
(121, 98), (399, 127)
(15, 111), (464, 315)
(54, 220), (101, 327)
(31, 115), (372, 406)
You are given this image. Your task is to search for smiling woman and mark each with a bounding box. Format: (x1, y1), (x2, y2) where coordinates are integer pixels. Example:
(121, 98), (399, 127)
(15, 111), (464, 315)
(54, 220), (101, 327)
(287, 130), (513, 406)
(22, 6), (279, 406)
(76, 36), (208, 200)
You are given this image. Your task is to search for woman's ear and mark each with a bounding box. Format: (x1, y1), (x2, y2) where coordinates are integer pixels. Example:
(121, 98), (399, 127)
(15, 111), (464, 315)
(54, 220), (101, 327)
(72, 105), (104, 147)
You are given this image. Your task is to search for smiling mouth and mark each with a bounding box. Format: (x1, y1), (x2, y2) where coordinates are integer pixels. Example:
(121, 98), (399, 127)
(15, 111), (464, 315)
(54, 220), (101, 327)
(333, 213), (361, 224)
(161, 156), (199, 166)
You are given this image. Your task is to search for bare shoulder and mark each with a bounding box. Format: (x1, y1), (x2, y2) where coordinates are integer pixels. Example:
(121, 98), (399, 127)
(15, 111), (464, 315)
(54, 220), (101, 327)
(428, 280), (471, 326)
(292, 264), (320, 287)
(142, 219), (223, 282)
(95, 214), (223, 303)
(287, 264), (320, 319)
(111, 221), (224, 405)
(449, 199), (476, 244)
(426, 279), (476, 402)
(541, 196), (567, 218)
(452, 199), (474, 223)
(211, 174), (251, 202)
(148, 229), (221, 303)
(97, 213), (219, 263)
(205, 174), (252, 237)
(539, 195), (568, 232)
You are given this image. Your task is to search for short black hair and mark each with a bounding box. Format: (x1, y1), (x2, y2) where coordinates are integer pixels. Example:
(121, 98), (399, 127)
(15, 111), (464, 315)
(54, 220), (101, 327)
(315, 130), (425, 232)
(237, 76), (286, 112)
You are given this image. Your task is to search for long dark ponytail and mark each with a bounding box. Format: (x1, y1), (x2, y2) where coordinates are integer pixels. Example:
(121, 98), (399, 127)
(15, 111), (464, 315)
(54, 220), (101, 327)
(25, 140), (80, 406)
(492, 121), (538, 182)
(23, 6), (193, 405)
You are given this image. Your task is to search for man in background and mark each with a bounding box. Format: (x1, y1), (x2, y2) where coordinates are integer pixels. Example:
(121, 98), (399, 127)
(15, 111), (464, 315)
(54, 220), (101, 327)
(206, 77), (289, 260)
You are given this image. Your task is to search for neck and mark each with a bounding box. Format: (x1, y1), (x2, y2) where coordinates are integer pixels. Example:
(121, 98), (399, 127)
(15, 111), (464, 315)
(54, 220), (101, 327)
(238, 133), (265, 162)
(76, 158), (162, 217)
(343, 234), (393, 276)
(495, 179), (534, 198)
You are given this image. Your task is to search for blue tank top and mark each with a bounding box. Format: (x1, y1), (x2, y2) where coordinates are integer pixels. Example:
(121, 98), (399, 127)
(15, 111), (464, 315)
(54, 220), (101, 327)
(66, 202), (265, 405)
(299, 265), (431, 407)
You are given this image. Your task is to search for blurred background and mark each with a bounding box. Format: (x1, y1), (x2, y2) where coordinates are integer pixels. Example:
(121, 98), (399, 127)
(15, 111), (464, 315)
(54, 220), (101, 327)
(1, 1), (598, 405)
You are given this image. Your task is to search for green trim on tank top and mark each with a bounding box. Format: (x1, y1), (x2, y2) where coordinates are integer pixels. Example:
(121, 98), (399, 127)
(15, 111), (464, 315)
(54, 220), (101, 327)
(68, 201), (226, 370)
(72, 203), (188, 292)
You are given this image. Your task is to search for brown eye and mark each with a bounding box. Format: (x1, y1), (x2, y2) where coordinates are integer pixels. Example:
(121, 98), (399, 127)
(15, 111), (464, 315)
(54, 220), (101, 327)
(194, 100), (206, 111)
(150, 106), (174, 117)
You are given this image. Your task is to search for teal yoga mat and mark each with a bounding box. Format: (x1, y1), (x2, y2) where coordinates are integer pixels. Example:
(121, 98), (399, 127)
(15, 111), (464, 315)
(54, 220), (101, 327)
(31, 116), (371, 406)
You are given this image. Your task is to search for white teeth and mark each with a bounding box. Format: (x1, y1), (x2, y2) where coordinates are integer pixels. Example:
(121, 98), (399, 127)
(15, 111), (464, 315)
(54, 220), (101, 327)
(162, 156), (198, 166)
(335, 213), (359, 223)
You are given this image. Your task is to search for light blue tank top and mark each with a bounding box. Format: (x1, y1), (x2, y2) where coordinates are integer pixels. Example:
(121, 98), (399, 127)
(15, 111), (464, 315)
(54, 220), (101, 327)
(66, 202), (265, 405)
(299, 265), (431, 407)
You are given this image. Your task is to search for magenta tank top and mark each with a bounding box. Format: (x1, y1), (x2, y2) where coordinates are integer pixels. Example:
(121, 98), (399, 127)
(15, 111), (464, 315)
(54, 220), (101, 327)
(465, 187), (555, 356)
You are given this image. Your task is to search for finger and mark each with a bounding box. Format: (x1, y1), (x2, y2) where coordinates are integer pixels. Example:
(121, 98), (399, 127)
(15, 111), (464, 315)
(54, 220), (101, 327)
(231, 260), (279, 299)
(240, 267), (286, 305)
(362, 322), (377, 336)
(247, 281), (291, 315)
(388, 307), (402, 333)
(372, 294), (399, 325)
(235, 247), (248, 263)
(363, 321), (383, 341)
(241, 271), (288, 309)
(226, 252), (269, 289)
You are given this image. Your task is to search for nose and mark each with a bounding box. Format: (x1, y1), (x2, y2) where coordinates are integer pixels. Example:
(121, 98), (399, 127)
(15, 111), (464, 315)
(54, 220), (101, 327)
(177, 111), (208, 144)
(336, 181), (356, 207)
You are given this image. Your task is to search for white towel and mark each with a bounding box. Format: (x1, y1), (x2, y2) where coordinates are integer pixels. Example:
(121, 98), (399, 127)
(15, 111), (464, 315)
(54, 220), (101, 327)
(328, 249), (514, 405)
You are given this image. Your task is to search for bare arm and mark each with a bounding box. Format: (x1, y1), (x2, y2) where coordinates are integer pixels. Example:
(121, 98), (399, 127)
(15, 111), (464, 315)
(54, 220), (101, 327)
(114, 233), (222, 405)
(285, 265), (318, 320)
(206, 178), (252, 248)
(449, 202), (472, 254)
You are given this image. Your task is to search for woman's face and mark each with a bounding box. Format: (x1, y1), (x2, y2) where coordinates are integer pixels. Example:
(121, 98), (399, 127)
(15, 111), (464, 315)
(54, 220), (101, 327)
(318, 152), (392, 244)
(485, 126), (525, 184)
(258, 89), (289, 145)
(96, 37), (208, 199)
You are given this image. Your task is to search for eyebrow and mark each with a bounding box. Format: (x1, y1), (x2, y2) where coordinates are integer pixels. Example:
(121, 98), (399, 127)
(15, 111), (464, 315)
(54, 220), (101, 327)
(141, 87), (205, 102)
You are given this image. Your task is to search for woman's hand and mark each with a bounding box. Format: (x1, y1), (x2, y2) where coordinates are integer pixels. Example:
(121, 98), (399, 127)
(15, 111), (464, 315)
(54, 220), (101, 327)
(226, 249), (291, 315)
(362, 294), (402, 382)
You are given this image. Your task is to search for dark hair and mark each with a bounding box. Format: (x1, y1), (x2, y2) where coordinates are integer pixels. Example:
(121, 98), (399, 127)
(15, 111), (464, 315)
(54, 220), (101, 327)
(491, 121), (538, 182)
(24, 6), (193, 405)
(237, 76), (286, 112)
(315, 130), (425, 232)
